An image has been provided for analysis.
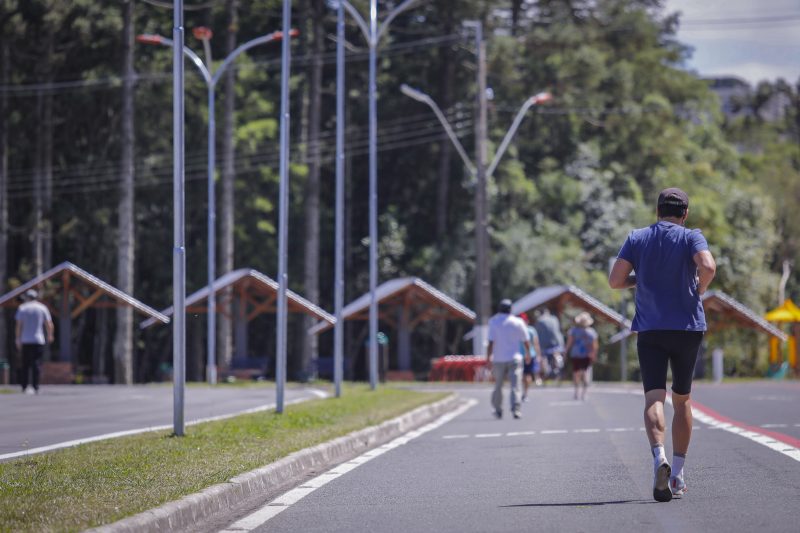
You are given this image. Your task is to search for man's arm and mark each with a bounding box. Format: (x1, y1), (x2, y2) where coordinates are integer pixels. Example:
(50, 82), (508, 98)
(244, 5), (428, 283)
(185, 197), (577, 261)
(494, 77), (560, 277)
(15, 320), (22, 351)
(45, 318), (55, 344)
(533, 336), (542, 366)
(694, 250), (716, 294)
(608, 258), (636, 289)
(486, 340), (494, 369)
(523, 340), (531, 365)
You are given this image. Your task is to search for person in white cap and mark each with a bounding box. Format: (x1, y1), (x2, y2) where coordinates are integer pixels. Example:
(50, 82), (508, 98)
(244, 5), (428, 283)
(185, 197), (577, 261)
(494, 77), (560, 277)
(609, 187), (716, 502)
(564, 312), (598, 401)
(487, 298), (531, 419)
(15, 289), (54, 394)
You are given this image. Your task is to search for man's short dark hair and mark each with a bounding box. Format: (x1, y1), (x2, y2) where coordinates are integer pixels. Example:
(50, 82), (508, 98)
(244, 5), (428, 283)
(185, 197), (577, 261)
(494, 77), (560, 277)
(657, 203), (687, 218)
(497, 299), (512, 313)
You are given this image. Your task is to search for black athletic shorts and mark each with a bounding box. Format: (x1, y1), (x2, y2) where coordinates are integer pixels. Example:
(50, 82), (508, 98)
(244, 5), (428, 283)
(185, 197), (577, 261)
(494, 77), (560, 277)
(637, 330), (704, 395)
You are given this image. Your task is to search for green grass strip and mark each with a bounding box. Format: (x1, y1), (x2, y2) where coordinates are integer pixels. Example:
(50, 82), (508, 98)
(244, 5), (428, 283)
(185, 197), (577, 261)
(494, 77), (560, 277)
(0, 385), (446, 533)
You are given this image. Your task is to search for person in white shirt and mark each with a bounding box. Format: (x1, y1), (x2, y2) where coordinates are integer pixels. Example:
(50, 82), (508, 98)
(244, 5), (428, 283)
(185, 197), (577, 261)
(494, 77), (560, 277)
(487, 299), (531, 419)
(15, 289), (54, 394)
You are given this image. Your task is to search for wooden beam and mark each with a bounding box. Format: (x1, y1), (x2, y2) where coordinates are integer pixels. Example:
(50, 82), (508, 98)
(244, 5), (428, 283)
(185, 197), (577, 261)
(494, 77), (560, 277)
(71, 288), (104, 318)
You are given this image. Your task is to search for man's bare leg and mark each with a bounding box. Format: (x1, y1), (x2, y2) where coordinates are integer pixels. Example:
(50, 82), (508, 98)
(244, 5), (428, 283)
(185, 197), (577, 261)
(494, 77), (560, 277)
(645, 388), (672, 501)
(671, 392), (692, 454)
(644, 389), (667, 446)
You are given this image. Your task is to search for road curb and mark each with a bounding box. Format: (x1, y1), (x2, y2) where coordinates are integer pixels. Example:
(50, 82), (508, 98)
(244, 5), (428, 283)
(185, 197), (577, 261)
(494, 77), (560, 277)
(87, 393), (462, 533)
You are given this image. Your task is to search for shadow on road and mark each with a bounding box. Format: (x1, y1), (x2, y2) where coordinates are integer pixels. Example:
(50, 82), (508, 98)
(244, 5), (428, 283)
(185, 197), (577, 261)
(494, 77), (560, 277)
(501, 499), (653, 508)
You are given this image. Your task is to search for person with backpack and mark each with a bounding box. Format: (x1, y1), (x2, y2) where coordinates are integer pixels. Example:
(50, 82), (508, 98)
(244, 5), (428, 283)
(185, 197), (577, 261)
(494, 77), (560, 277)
(564, 312), (598, 401)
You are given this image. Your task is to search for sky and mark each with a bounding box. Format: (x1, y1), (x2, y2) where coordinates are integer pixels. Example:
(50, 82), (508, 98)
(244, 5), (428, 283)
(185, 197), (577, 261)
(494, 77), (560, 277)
(664, 0), (800, 86)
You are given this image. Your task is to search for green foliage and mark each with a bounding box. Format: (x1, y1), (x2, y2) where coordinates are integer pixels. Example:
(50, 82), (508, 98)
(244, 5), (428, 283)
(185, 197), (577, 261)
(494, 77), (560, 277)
(1, 0), (795, 377)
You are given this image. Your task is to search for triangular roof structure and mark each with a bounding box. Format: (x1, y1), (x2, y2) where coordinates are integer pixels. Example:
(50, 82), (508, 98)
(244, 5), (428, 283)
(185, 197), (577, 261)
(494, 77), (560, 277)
(0, 261), (169, 324)
(609, 290), (787, 343)
(704, 291), (787, 340)
(308, 277), (475, 336)
(511, 285), (630, 329)
(140, 268), (335, 329)
(764, 299), (800, 323)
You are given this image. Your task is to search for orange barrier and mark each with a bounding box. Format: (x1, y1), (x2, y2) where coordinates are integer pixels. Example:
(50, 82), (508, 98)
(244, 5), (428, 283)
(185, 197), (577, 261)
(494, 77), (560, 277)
(429, 355), (491, 382)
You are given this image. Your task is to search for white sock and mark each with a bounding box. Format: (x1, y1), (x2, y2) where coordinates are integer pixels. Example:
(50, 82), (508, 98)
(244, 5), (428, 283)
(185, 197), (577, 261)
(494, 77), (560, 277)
(652, 444), (667, 467)
(672, 453), (686, 479)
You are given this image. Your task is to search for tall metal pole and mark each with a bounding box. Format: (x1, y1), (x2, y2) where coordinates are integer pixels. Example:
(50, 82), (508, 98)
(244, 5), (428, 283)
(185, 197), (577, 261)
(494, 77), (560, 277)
(367, 0), (379, 390)
(334, 1), (345, 398)
(276, 0), (292, 413)
(207, 87), (217, 385)
(473, 21), (491, 355)
(172, 0), (186, 436)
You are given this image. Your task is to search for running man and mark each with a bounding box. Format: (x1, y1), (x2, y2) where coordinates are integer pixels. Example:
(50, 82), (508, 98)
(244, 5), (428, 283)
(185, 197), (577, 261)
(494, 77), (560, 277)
(487, 299), (531, 419)
(519, 312), (542, 401)
(609, 187), (716, 502)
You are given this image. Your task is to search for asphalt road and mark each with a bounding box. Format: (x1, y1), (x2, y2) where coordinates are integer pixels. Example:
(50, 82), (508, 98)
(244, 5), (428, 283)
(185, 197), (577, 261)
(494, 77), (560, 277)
(207, 381), (800, 533)
(0, 384), (325, 458)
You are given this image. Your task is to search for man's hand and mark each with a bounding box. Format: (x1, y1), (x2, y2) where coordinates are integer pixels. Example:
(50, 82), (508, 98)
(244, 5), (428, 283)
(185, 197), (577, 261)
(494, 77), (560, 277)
(15, 338), (21, 352)
(694, 250), (716, 295)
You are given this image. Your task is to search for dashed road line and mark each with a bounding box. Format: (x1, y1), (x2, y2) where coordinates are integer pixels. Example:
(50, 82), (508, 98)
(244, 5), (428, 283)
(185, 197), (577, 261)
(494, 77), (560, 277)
(442, 434), (469, 439)
(476, 433), (502, 438)
(761, 424), (789, 428)
(540, 430), (568, 434)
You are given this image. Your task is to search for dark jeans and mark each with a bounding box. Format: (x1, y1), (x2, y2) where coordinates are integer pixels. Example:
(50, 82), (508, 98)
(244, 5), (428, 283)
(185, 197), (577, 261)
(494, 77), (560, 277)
(19, 344), (44, 391)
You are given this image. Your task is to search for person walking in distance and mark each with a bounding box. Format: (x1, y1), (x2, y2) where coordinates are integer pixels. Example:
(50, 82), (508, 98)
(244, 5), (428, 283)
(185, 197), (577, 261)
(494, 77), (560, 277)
(15, 289), (55, 394)
(564, 312), (598, 401)
(534, 306), (565, 384)
(519, 312), (542, 401)
(609, 187), (716, 502)
(487, 299), (531, 419)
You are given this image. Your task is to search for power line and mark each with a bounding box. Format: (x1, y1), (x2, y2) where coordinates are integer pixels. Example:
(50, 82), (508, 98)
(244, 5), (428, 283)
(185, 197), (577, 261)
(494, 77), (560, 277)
(0, 33), (463, 97)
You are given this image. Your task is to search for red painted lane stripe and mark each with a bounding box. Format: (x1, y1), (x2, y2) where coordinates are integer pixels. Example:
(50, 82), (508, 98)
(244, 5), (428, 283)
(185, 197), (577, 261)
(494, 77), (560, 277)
(690, 399), (800, 449)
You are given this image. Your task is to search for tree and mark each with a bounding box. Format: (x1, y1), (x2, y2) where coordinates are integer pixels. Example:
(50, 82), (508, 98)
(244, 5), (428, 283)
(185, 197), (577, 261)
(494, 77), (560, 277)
(113, 0), (136, 385)
(218, 0), (239, 371)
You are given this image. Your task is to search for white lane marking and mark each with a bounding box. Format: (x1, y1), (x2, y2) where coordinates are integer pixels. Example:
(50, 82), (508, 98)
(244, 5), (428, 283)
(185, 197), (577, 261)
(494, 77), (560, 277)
(664, 396), (800, 464)
(476, 433), (502, 438)
(761, 424), (789, 428)
(218, 398), (479, 532)
(607, 427), (634, 432)
(442, 434), (469, 439)
(540, 430), (568, 434)
(0, 391), (327, 462)
(574, 429), (600, 433)
(507, 431), (536, 436)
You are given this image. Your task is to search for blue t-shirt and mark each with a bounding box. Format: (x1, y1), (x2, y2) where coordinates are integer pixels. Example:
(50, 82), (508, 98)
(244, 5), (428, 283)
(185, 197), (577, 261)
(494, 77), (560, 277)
(520, 326), (538, 357)
(617, 221), (708, 332)
(568, 327), (597, 358)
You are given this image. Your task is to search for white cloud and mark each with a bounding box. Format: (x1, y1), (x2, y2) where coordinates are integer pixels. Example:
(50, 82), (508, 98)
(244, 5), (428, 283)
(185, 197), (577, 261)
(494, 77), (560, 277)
(663, 0), (800, 84)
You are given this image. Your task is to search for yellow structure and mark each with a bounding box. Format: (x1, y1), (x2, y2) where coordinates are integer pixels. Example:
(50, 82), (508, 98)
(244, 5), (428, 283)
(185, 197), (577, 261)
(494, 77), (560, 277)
(764, 299), (800, 369)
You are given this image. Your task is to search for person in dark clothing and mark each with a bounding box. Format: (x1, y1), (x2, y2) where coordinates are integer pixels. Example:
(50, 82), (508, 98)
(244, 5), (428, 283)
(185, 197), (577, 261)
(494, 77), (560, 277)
(609, 187), (716, 502)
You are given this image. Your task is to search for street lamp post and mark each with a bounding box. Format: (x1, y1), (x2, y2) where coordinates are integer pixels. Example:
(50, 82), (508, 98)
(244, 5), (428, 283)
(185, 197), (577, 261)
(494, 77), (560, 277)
(399, 82), (551, 354)
(172, 0), (185, 437)
(337, 0), (424, 391)
(137, 28), (296, 386)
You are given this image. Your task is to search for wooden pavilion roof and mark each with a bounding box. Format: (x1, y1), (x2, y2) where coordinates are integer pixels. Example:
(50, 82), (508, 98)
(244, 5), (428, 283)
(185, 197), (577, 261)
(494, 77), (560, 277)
(511, 285), (631, 329)
(308, 277), (475, 336)
(140, 268), (335, 328)
(0, 261), (169, 324)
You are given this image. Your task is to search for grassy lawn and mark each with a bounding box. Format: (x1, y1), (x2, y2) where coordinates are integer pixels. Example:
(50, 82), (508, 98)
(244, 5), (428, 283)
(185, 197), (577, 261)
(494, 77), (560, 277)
(0, 385), (446, 533)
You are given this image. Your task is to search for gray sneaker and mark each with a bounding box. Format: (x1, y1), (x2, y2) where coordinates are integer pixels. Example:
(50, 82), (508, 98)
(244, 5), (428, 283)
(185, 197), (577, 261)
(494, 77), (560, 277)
(653, 459), (672, 502)
(671, 475), (687, 497)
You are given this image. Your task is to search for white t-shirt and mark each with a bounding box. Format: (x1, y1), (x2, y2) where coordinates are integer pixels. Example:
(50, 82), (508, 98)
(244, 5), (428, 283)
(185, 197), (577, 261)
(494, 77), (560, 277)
(16, 301), (52, 345)
(488, 313), (529, 363)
